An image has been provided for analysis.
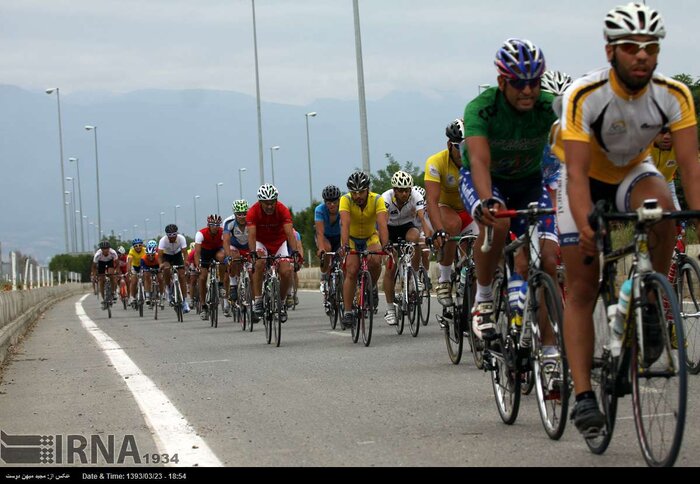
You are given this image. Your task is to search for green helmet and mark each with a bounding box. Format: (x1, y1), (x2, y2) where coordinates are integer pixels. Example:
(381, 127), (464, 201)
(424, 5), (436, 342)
(232, 199), (249, 214)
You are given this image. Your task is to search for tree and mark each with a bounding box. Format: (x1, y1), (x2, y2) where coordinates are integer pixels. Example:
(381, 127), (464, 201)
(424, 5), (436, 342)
(368, 153), (425, 195)
(670, 73), (700, 209)
(290, 204), (319, 267)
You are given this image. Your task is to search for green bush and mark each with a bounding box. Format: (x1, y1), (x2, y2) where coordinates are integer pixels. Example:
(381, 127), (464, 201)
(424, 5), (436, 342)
(49, 253), (93, 282)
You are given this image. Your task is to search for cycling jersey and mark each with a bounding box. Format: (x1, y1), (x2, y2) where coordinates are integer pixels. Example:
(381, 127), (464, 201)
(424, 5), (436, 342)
(424, 149), (464, 210)
(381, 188), (425, 226)
(140, 255), (159, 269)
(93, 249), (118, 263)
(542, 121), (562, 190)
(553, 68), (696, 184)
(222, 215), (249, 249)
(158, 234), (187, 255)
(195, 228), (223, 251)
(650, 146), (677, 183)
(117, 254), (128, 274)
(339, 192), (387, 240)
(314, 203), (341, 238)
(463, 86), (557, 180)
(128, 247), (146, 267)
(247, 201), (293, 253)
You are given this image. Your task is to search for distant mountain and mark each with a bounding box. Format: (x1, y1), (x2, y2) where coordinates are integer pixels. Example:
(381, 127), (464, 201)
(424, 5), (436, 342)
(0, 84), (470, 262)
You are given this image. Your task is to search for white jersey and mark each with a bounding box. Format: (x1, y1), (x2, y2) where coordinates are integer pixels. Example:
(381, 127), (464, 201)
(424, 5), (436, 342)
(93, 248), (118, 263)
(222, 214), (249, 248)
(382, 188), (425, 226)
(158, 234), (187, 255)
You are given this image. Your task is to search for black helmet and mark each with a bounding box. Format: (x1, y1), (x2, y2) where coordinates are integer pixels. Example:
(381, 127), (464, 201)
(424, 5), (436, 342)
(346, 171), (370, 192)
(165, 224), (178, 235)
(446, 118), (465, 142)
(322, 185), (341, 201)
(98, 240), (111, 249)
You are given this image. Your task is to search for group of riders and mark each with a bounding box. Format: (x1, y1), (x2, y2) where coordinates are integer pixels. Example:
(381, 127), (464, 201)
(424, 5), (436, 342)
(90, 3), (699, 447)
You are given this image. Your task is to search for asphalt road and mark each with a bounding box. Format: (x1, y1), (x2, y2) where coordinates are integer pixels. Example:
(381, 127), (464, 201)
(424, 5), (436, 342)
(0, 290), (698, 467)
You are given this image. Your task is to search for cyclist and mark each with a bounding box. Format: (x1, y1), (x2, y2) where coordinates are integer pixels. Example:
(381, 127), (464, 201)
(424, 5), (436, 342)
(424, 119), (478, 308)
(554, 3), (699, 438)
(459, 38), (559, 343)
(247, 184), (299, 322)
(195, 214), (226, 321)
(223, 199), (251, 310)
(157, 224), (190, 314)
(650, 126), (681, 210)
(381, 170), (431, 325)
(126, 238), (146, 307)
(91, 240), (118, 309)
(413, 185), (432, 278)
(141, 240), (162, 305)
(339, 171), (390, 330)
(315, 185), (342, 298)
(186, 242), (198, 307)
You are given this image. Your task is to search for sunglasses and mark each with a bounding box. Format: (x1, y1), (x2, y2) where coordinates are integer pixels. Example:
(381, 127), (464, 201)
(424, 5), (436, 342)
(610, 39), (660, 56)
(324, 199), (339, 205)
(235, 212), (248, 216)
(134, 244), (143, 248)
(507, 77), (541, 90)
(166, 232), (178, 237)
(393, 187), (411, 194)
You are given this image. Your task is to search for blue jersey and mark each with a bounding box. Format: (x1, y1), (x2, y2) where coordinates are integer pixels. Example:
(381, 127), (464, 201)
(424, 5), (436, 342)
(541, 143), (561, 190)
(314, 203), (341, 238)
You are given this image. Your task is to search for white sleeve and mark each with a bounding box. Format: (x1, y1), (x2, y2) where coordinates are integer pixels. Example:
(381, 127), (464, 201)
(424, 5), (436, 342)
(158, 237), (167, 250)
(93, 251), (100, 263)
(178, 234), (187, 249)
(195, 232), (204, 244)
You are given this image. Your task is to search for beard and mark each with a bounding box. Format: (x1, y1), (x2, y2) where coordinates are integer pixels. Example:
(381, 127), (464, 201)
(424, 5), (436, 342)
(611, 53), (656, 92)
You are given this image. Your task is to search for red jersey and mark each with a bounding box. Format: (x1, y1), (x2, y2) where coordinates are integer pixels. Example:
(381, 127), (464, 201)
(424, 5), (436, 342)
(196, 227), (223, 251)
(117, 254), (128, 274)
(247, 201), (293, 252)
(141, 255), (159, 268)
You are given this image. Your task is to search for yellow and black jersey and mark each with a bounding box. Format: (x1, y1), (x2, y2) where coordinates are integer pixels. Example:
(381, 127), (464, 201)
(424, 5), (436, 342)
(552, 67), (696, 184)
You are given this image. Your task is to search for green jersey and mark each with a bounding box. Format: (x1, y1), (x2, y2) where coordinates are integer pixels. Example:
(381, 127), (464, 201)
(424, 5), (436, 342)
(462, 87), (557, 180)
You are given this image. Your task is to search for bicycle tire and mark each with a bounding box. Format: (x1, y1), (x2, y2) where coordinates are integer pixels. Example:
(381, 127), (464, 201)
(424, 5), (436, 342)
(335, 271), (345, 331)
(418, 267), (431, 326)
(245, 277), (254, 333)
(444, 305), (463, 364)
(393, 268), (405, 335)
(264, 282), (273, 344)
(407, 266), (420, 337)
(105, 279), (113, 319)
(272, 277), (282, 347)
(530, 272), (569, 440)
(490, 275), (520, 425)
(327, 273), (338, 330)
(632, 272), (687, 467)
(586, 297), (618, 455)
(464, 269), (484, 370)
(361, 270), (374, 347)
(174, 280), (184, 323)
(676, 256), (700, 374)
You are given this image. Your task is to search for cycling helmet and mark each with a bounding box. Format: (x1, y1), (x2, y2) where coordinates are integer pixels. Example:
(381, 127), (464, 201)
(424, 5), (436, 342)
(414, 186), (426, 198)
(132, 238), (143, 247)
(146, 240), (158, 254)
(445, 118), (465, 142)
(165, 224), (178, 235)
(207, 214), (222, 225)
(391, 171), (414, 189)
(98, 240), (110, 249)
(322, 185), (341, 201)
(540, 71), (573, 96)
(257, 184), (279, 201)
(117, 246), (126, 255)
(346, 171), (370, 192)
(495, 38), (546, 80)
(604, 2), (666, 41)
(232, 199), (249, 214)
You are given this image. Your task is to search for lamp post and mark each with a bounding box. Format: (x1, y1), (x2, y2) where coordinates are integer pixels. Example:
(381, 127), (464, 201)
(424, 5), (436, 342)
(84, 126), (102, 239)
(46, 87), (69, 252)
(478, 83), (491, 94)
(68, 157), (85, 251)
(175, 205), (181, 226)
(269, 146), (280, 186)
(65, 179), (78, 252)
(159, 212), (165, 237)
(216, 182), (224, 215)
(238, 168), (247, 199)
(352, 0), (371, 174)
(251, 0), (265, 185)
(193, 195), (200, 232)
(83, 215), (88, 249)
(64, 190), (74, 252)
(305, 112), (317, 206)
(88, 221), (94, 249)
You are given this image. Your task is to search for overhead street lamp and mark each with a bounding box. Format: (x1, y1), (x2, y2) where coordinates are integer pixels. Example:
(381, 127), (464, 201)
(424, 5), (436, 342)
(46, 87), (69, 252)
(159, 211), (165, 237)
(478, 83), (491, 94)
(352, 1), (371, 174)
(216, 182), (224, 215)
(269, 146), (280, 186)
(251, 0), (265, 185)
(238, 168), (247, 199)
(68, 157), (85, 251)
(305, 112), (317, 207)
(84, 125), (102, 240)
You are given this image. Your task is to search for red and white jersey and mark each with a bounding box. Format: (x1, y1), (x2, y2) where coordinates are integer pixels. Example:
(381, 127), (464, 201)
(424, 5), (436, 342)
(195, 228), (223, 251)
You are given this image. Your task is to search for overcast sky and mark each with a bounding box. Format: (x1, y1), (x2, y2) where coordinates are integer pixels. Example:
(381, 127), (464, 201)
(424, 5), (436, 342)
(2, 0), (697, 105)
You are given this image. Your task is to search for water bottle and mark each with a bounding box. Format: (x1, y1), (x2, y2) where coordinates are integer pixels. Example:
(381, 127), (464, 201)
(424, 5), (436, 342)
(456, 266), (467, 305)
(608, 279), (632, 357)
(507, 273), (525, 328)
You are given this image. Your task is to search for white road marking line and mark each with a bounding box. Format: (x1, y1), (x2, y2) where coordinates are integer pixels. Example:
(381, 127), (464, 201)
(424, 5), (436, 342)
(357, 440), (375, 445)
(76, 295), (222, 467)
(185, 359), (231, 365)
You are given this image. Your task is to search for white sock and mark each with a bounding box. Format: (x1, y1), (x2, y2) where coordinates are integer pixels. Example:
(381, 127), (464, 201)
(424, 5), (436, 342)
(230, 276), (238, 285)
(438, 264), (452, 284)
(475, 283), (493, 304)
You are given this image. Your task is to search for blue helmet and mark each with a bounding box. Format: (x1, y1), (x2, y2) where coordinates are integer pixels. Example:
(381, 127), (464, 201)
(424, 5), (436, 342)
(132, 238), (143, 247)
(146, 240), (158, 254)
(494, 38), (545, 81)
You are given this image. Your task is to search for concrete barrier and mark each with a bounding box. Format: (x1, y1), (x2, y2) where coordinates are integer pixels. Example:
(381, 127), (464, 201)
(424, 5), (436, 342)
(0, 284), (90, 366)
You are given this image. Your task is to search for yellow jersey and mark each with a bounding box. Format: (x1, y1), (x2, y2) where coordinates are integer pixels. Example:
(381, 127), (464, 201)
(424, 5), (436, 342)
(424, 149), (464, 210)
(128, 247), (146, 267)
(650, 146), (677, 183)
(339, 192), (386, 240)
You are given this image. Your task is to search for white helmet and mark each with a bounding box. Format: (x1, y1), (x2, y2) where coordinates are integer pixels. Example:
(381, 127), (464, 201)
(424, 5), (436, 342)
(391, 171), (413, 189)
(541, 71), (573, 96)
(604, 3), (666, 41)
(257, 184), (279, 201)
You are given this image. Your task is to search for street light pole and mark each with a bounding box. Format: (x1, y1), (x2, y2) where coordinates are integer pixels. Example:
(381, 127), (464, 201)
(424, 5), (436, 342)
(144, 218), (149, 240)
(175, 205), (181, 226)
(269, 146), (280, 186)
(64, 198), (71, 251)
(478, 83), (491, 94)
(251, 0), (265, 185)
(88, 221), (94, 249)
(66, 179), (78, 252)
(194, 195), (200, 232)
(64, 188), (75, 252)
(238, 168), (247, 199)
(352, 0), (371, 174)
(305, 112), (317, 207)
(46, 88), (69, 252)
(84, 126), (102, 240)
(216, 182), (224, 215)
(159, 212), (165, 237)
(69, 157), (85, 251)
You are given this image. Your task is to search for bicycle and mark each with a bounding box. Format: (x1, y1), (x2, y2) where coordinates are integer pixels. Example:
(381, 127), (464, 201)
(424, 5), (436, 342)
(584, 199), (695, 466)
(256, 255), (292, 347)
(135, 271), (146, 317)
(118, 274), (129, 310)
(148, 269), (163, 321)
(205, 261), (222, 328)
(232, 256), (254, 332)
(168, 265), (186, 322)
(416, 237), (432, 327)
(321, 251), (344, 330)
(102, 274), (114, 319)
(389, 240), (420, 337)
(483, 203), (568, 439)
(346, 249), (388, 347)
(667, 223), (700, 374)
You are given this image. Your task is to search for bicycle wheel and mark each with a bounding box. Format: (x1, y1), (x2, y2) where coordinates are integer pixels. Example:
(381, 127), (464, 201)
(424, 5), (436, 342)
(209, 280), (218, 328)
(490, 275), (520, 425)
(586, 296), (618, 455)
(335, 272), (345, 331)
(361, 271), (374, 347)
(327, 274), (338, 330)
(464, 269), (484, 370)
(272, 277), (282, 347)
(245, 277), (254, 333)
(632, 272), (686, 467)
(407, 267), (420, 337)
(105, 279), (113, 319)
(174, 283), (183, 323)
(530, 272), (569, 440)
(418, 267), (431, 327)
(676, 257), (700, 374)
(264, 285), (273, 344)
(393, 269), (405, 335)
(154, 287), (159, 320)
(444, 304), (463, 365)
